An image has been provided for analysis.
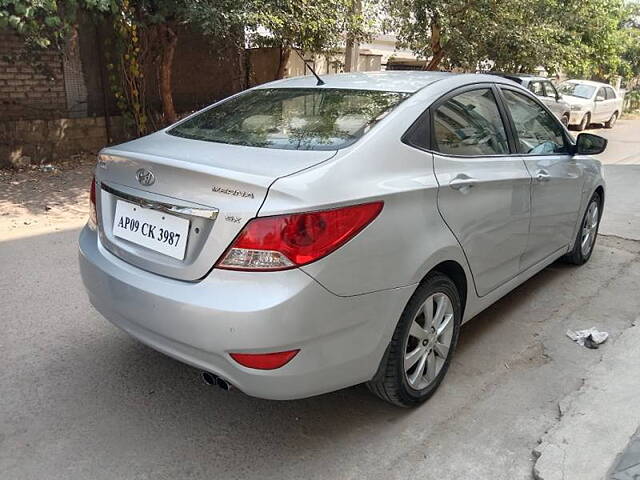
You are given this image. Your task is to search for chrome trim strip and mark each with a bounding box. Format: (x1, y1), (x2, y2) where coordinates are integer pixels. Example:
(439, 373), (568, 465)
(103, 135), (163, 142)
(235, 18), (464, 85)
(101, 183), (219, 220)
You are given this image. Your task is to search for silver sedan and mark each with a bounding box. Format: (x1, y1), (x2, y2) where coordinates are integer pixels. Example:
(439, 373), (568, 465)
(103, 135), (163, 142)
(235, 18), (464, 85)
(79, 72), (606, 407)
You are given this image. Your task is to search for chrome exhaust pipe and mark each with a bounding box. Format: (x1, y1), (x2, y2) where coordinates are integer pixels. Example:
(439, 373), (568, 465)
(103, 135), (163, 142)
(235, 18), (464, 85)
(216, 377), (231, 391)
(201, 371), (231, 391)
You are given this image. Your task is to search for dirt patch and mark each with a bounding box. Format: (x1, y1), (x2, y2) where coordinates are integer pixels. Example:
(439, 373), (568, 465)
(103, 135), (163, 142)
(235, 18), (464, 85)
(0, 154), (95, 238)
(622, 110), (640, 120)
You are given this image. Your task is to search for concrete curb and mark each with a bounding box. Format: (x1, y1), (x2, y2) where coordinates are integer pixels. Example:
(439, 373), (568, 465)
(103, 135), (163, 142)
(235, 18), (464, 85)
(533, 321), (640, 480)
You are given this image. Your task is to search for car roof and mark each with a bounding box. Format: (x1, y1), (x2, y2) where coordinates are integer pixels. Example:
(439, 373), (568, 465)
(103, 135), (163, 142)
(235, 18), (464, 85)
(255, 71), (522, 93)
(563, 79), (612, 88)
(255, 71), (458, 93)
(488, 73), (554, 84)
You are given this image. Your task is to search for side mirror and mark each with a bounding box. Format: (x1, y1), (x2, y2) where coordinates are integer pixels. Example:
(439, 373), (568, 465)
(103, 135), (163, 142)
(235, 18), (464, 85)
(575, 133), (607, 155)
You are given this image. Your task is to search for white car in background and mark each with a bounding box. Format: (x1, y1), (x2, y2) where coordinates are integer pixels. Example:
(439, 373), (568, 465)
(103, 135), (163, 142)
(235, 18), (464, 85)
(559, 80), (623, 131)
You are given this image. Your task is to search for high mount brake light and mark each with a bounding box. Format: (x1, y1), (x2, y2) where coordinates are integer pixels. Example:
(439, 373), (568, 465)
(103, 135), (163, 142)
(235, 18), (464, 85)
(216, 202), (383, 271)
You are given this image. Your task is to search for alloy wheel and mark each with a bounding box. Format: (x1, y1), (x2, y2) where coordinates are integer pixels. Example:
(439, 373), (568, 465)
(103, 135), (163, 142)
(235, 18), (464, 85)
(404, 292), (454, 390)
(581, 201), (599, 257)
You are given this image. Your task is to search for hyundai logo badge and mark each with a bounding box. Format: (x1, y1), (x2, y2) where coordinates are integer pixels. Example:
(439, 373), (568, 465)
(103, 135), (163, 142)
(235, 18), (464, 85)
(136, 168), (155, 186)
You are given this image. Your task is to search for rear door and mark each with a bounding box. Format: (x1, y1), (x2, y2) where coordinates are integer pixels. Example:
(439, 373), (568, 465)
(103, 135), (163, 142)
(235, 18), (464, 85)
(498, 86), (585, 268)
(605, 87), (619, 120)
(431, 85), (532, 297)
(540, 81), (564, 119)
(593, 87), (609, 122)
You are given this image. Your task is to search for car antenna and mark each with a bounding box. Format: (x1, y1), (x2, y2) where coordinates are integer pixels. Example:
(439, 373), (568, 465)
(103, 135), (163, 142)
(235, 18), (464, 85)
(294, 48), (325, 86)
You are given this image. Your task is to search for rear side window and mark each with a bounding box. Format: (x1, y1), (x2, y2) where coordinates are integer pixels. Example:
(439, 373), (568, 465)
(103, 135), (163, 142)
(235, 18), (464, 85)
(501, 89), (568, 155)
(433, 89), (509, 156)
(402, 110), (430, 150)
(605, 87), (616, 100)
(543, 82), (558, 98)
(528, 82), (544, 96)
(168, 88), (409, 151)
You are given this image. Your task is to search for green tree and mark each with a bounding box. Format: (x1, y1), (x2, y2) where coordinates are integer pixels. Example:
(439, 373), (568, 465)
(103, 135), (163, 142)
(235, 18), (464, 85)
(0, 0), (113, 75)
(248, 0), (371, 79)
(560, 0), (630, 81)
(384, 0), (508, 71)
(384, 0), (637, 80)
(107, 0), (249, 125)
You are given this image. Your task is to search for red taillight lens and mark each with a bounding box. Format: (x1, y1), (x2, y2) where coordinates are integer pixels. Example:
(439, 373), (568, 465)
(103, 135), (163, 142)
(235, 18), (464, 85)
(88, 177), (97, 227)
(230, 350), (300, 370)
(216, 201), (383, 271)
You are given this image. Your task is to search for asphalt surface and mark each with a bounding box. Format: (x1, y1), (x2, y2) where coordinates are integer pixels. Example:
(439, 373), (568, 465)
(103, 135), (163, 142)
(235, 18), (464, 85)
(1, 120), (639, 480)
(588, 118), (640, 165)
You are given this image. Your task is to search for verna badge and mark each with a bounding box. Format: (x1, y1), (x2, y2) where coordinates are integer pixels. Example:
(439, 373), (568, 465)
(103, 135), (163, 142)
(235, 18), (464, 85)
(136, 168), (155, 186)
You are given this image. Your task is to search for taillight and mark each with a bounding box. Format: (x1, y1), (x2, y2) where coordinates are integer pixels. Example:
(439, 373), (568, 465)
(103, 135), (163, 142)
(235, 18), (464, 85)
(216, 201), (383, 271)
(230, 350), (300, 370)
(88, 177), (97, 228)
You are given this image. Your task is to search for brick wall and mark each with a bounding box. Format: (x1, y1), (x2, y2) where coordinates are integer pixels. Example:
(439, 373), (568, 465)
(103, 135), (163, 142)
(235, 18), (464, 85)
(0, 24), (246, 168)
(0, 30), (68, 120)
(0, 116), (125, 168)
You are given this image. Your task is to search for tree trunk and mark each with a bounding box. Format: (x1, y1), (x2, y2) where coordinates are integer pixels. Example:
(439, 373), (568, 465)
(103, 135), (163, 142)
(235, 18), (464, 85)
(159, 24), (178, 124)
(276, 46), (291, 79)
(344, 0), (362, 72)
(424, 16), (445, 71)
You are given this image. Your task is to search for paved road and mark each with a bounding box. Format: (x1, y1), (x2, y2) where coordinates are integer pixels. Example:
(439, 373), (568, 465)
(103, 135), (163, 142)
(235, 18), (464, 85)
(1, 121), (639, 480)
(587, 118), (640, 240)
(587, 118), (640, 165)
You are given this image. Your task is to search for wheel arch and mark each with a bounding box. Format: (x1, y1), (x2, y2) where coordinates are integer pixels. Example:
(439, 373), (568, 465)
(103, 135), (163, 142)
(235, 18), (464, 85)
(419, 260), (469, 318)
(594, 185), (605, 215)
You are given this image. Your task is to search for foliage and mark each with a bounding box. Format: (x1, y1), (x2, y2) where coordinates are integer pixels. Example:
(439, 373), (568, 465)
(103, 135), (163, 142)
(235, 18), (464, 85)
(247, 0), (374, 77)
(106, 0), (149, 136)
(560, 0), (630, 80)
(626, 89), (640, 111)
(248, 0), (366, 52)
(1, 0), (97, 50)
(384, 0), (640, 81)
(0, 0), (113, 76)
(3, 0), (639, 137)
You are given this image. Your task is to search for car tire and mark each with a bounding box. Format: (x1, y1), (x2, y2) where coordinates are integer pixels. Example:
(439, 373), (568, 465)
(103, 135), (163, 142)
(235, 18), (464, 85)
(367, 272), (462, 407)
(576, 112), (590, 131)
(561, 114), (570, 127)
(563, 192), (601, 265)
(605, 111), (618, 129)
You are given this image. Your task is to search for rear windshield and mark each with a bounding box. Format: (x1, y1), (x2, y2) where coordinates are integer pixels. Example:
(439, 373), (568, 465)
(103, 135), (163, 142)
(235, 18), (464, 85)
(558, 82), (596, 99)
(168, 88), (409, 151)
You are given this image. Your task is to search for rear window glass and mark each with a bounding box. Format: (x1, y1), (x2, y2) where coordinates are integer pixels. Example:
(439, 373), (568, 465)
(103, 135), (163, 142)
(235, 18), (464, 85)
(168, 88), (409, 151)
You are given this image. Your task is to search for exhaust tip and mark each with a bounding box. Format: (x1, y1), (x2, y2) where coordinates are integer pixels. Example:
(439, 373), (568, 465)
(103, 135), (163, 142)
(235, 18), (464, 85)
(216, 377), (231, 391)
(201, 371), (218, 386)
(201, 371), (232, 391)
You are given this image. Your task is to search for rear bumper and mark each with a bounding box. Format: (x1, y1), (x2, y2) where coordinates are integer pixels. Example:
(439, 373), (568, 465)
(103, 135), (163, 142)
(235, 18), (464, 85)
(78, 226), (413, 400)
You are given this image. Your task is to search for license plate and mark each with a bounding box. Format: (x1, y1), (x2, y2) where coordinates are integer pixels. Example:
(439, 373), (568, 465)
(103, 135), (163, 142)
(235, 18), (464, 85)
(113, 200), (190, 260)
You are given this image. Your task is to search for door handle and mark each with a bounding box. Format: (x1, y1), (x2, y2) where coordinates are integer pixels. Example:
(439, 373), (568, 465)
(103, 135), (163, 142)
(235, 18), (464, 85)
(535, 170), (551, 182)
(449, 174), (477, 191)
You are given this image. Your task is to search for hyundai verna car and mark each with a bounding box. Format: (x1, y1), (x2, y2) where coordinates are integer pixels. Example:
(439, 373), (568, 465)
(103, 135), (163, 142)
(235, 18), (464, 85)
(79, 72), (606, 407)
